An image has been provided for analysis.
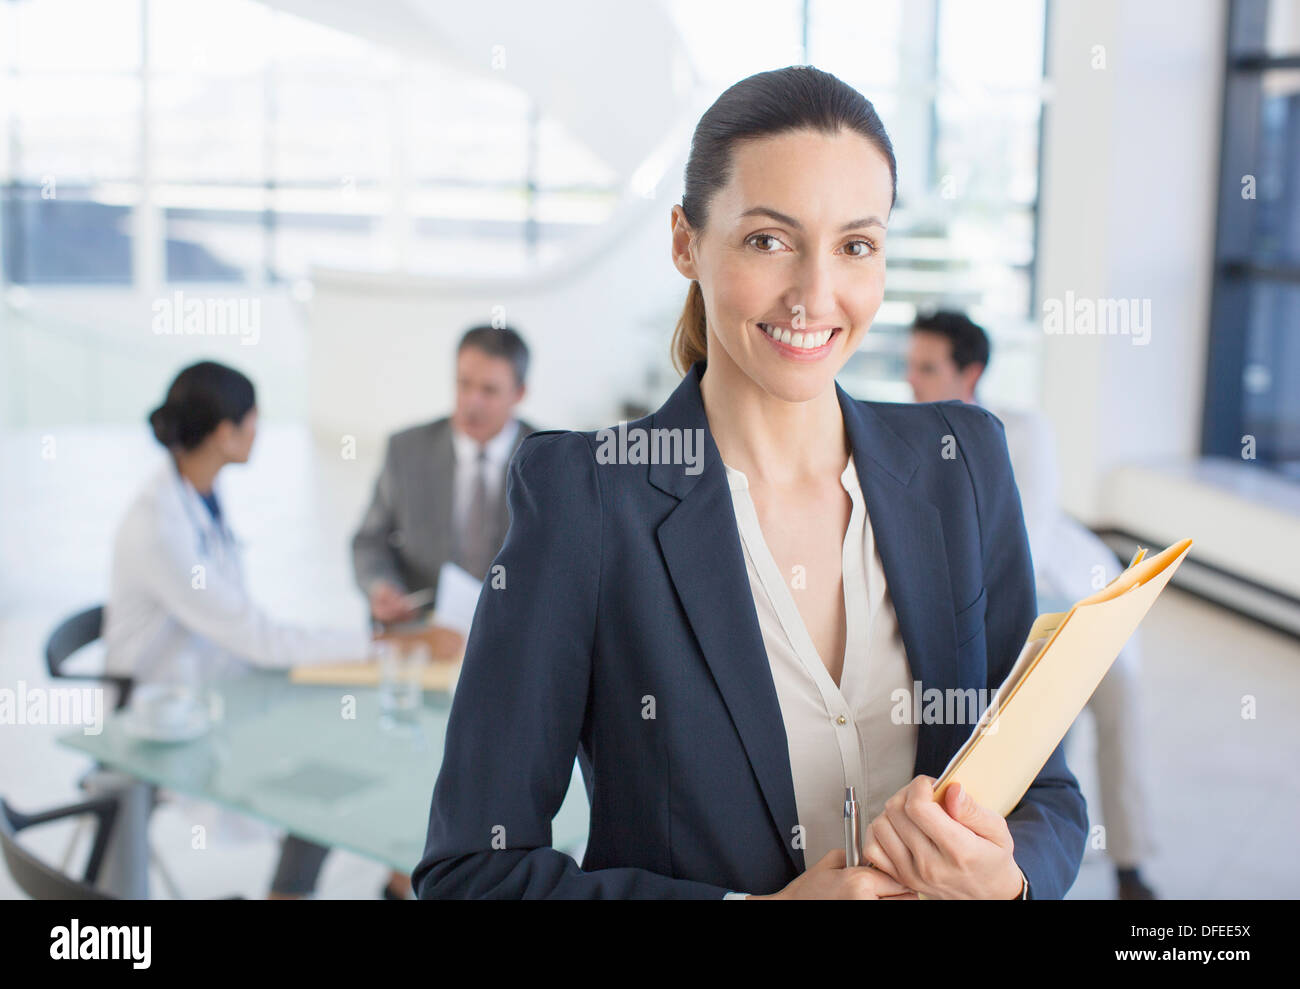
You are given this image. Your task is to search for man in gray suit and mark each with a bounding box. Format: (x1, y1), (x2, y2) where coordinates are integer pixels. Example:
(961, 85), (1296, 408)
(270, 325), (535, 900)
(353, 324), (536, 624)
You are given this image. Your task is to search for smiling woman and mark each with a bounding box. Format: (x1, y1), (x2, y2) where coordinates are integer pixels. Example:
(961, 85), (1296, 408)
(670, 65), (896, 389)
(678, 126), (892, 385)
(413, 65), (1087, 900)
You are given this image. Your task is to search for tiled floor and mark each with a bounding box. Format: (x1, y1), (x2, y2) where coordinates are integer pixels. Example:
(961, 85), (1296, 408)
(2, 423), (1297, 898)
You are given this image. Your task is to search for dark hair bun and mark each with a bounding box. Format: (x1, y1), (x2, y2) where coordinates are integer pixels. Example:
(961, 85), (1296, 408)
(151, 361), (256, 452)
(149, 404), (177, 447)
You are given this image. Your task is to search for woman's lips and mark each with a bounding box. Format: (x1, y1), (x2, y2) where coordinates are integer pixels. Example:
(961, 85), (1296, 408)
(756, 321), (841, 360)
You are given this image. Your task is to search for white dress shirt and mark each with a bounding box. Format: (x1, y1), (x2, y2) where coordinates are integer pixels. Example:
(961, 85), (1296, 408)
(104, 458), (371, 687)
(720, 453), (918, 897)
(450, 418), (520, 537)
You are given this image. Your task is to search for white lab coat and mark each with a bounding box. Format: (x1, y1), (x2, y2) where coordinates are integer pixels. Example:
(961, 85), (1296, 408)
(104, 457), (370, 687)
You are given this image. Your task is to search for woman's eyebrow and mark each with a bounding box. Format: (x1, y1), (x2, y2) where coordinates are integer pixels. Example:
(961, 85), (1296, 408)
(738, 206), (886, 232)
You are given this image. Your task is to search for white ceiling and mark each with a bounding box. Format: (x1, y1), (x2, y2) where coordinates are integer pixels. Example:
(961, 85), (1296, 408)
(257, 0), (699, 181)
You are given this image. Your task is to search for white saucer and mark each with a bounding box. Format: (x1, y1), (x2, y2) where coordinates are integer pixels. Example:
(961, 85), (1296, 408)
(121, 708), (211, 743)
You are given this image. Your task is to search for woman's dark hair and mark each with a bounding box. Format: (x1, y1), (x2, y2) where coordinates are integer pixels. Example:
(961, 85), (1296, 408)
(149, 361), (256, 452)
(672, 66), (898, 375)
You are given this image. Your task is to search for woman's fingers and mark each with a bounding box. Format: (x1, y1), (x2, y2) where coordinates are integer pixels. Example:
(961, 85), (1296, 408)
(886, 794), (944, 869)
(855, 866), (912, 897)
(866, 817), (917, 888)
(861, 821), (899, 879)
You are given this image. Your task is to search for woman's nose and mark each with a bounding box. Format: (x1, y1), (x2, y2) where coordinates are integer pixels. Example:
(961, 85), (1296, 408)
(795, 243), (837, 293)
(789, 256), (838, 324)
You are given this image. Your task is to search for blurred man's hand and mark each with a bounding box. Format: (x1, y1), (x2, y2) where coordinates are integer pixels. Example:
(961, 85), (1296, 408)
(373, 624), (464, 661)
(369, 580), (416, 623)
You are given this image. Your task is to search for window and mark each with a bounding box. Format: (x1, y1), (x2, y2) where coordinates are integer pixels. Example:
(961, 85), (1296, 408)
(1, 0), (141, 283)
(667, 0), (1049, 404)
(3, 0), (1047, 346)
(0, 0), (622, 286)
(1204, 0), (1300, 477)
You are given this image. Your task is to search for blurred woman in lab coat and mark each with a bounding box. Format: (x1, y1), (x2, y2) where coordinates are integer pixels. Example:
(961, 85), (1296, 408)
(105, 360), (370, 684)
(105, 360), (408, 898)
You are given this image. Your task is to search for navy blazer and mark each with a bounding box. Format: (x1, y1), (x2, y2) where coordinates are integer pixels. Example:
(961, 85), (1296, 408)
(413, 361), (1088, 899)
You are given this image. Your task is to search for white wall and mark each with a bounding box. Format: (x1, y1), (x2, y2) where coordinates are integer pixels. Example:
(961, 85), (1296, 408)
(304, 159), (701, 450)
(1036, 0), (1225, 524)
(2, 286), (312, 430)
(9, 0), (1233, 533)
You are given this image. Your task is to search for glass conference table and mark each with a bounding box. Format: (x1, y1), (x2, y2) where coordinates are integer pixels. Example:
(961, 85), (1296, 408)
(57, 670), (592, 898)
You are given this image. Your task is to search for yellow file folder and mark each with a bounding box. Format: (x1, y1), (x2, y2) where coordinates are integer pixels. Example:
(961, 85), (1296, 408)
(289, 659), (462, 691)
(933, 537), (1193, 817)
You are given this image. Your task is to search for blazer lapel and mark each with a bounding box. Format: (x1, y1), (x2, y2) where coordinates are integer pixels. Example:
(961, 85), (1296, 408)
(495, 419), (533, 544)
(651, 365), (805, 875)
(836, 384), (957, 778)
(650, 364), (962, 875)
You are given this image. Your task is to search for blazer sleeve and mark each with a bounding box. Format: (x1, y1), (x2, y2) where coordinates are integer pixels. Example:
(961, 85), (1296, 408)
(412, 430), (732, 899)
(938, 403), (1089, 900)
(350, 434), (407, 595)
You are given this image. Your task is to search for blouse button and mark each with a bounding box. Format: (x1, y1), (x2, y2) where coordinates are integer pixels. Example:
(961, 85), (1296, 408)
(836, 715), (847, 725)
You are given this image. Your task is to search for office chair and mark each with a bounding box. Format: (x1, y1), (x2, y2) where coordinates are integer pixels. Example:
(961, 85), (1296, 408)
(43, 606), (183, 898)
(45, 604), (133, 710)
(0, 795), (117, 900)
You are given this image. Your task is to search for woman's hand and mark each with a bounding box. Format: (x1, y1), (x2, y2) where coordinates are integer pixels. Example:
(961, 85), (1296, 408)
(863, 777), (1023, 899)
(749, 849), (918, 900)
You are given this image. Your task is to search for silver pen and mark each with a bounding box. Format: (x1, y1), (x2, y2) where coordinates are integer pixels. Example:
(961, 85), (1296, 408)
(844, 785), (862, 867)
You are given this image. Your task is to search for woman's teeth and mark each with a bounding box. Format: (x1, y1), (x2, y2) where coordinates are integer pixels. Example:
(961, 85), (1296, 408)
(758, 323), (835, 348)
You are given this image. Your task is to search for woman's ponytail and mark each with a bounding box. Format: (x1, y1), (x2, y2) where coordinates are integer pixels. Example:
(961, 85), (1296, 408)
(670, 279), (708, 376)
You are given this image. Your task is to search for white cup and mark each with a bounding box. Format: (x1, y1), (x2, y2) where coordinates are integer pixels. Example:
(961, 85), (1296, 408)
(134, 684), (201, 733)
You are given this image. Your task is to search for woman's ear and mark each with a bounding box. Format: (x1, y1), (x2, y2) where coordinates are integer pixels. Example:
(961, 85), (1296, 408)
(670, 205), (699, 280)
(210, 419), (239, 458)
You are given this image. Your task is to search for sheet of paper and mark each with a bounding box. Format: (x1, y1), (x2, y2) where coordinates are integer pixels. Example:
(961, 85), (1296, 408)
(401, 587), (435, 610)
(432, 561), (484, 636)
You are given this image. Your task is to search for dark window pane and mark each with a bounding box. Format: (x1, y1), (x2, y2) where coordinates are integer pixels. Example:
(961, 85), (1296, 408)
(1229, 0), (1300, 57)
(1253, 70), (1300, 267)
(1240, 280), (1300, 469)
(164, 206), (261, 282)
(1207, 1), (1300, 476)
(2, 186), (133, 284)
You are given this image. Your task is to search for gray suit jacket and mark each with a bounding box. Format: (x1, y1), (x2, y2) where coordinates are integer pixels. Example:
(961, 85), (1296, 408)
(351, 417), (535, 606)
